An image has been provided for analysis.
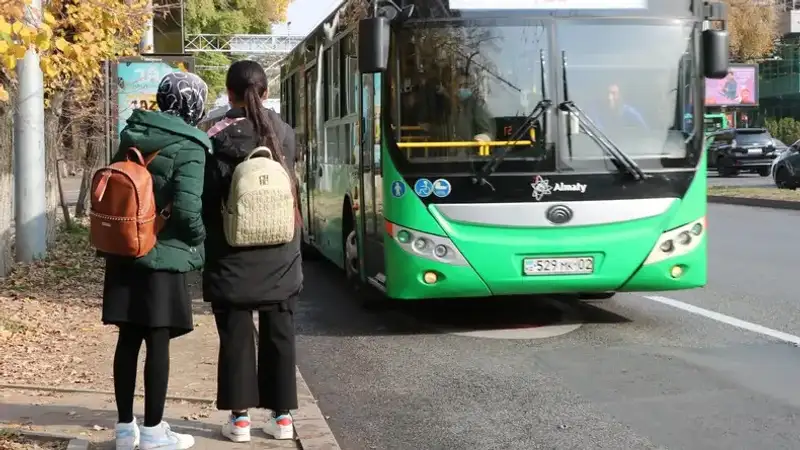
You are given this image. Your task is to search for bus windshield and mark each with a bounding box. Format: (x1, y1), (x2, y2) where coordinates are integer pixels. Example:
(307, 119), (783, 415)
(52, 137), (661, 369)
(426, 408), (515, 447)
(388, 17), (697, 174)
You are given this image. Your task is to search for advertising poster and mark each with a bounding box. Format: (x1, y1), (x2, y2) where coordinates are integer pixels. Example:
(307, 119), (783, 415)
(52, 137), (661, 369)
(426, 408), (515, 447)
(114, 56), (195, 139)
(704, 64), (758, 107)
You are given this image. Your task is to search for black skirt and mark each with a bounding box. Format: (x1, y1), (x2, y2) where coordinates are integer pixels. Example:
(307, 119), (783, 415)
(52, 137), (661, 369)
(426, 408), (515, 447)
(102, 258), (194, 338)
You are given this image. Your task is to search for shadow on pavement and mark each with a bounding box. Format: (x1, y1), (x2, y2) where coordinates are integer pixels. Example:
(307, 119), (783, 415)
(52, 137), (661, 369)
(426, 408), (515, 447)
(297, 260), (631, 338)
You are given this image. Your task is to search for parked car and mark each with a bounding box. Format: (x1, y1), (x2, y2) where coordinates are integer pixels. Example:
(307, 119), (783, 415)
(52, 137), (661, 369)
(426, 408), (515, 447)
(772, 138), (800, 189)
(773, 138), (789, 154)
(707, 128), (780, 177)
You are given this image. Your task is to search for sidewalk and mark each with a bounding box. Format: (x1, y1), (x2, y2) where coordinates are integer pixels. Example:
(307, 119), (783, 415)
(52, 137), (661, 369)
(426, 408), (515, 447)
(0, 275), (340, 450)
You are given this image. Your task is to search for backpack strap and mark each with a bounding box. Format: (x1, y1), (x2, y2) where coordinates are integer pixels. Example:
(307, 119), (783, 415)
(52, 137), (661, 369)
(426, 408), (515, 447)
(123, 147), (169, 231)
(207, 117), (246, 138)
(126, 147), (160, 167)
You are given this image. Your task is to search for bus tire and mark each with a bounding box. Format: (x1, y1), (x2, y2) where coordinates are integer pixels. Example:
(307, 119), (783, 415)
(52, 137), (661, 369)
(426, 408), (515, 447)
(342, 206), (389, 310)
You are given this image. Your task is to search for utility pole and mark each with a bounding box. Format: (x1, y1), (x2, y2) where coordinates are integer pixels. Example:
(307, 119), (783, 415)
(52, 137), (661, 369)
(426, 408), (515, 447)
(140, 0), (155, 54)
(14, 0), (47, 262)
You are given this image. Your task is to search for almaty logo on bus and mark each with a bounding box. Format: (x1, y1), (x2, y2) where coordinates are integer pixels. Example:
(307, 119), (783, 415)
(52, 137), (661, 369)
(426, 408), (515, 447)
(530, 176), (587, 201)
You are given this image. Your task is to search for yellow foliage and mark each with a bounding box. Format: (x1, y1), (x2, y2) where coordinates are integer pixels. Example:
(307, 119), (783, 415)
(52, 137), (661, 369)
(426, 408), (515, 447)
(0, 0), (152, 103)
(724, 0), (778, 62)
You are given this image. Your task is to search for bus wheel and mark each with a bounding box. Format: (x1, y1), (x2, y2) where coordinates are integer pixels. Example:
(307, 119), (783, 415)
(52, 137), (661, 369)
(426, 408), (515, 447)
(343, 224), (388, 310)
(344, 229), (360, 283)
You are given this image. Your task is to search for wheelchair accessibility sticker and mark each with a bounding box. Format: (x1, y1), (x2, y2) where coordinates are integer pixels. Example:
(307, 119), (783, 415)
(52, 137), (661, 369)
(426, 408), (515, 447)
(414, 178), (433, 198)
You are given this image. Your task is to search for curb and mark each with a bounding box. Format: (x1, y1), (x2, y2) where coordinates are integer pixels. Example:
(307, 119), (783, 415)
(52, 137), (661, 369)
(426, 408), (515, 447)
(293, 367), (341, 449)
(1, 429), (89, 450)
(708, 195), (800, 211)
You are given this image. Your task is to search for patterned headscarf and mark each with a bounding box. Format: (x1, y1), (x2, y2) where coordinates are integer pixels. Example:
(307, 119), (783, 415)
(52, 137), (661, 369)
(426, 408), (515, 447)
(156, 72), (208, 126)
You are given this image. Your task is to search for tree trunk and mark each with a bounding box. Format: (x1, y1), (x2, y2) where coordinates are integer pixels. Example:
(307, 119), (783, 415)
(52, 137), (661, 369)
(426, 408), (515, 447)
(44, 92), (65, 244)
(0, 89), (14, 277)
(74, 109), (103, 218)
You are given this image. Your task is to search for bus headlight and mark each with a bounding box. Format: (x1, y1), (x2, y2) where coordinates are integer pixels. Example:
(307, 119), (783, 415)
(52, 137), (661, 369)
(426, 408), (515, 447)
(413, 237), (429, 252)
(385, 220), (468, 266)
(643, 217), (705, 266)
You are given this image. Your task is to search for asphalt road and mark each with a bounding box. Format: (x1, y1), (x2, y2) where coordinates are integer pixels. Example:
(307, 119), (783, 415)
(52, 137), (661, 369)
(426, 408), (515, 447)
(295, 203), (800, 450)
(707, 171), (775, 187)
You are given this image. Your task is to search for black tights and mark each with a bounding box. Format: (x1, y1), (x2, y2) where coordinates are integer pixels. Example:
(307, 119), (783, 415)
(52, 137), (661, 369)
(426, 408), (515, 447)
(113, 325), (170, 427)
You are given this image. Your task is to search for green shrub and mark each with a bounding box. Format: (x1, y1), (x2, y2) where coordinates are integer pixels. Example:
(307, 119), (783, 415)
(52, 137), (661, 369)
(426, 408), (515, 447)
(765, 117), (800, 145)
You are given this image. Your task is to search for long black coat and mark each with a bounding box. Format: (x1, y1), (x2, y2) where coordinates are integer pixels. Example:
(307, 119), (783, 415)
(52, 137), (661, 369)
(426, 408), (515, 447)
(201, 107), (302, 310)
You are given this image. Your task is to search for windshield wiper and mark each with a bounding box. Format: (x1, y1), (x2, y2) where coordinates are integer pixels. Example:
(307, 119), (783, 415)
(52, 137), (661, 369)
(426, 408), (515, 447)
(559, 51), (646, 181)
(472, 49), (552, 189)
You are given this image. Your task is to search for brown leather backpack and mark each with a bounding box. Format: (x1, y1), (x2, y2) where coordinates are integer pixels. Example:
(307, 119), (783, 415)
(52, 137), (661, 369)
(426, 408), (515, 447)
(89, 148), (170, 258)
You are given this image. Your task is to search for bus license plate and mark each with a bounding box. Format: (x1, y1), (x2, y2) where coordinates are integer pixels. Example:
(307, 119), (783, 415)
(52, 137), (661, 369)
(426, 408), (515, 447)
(523, 257), (594, 276)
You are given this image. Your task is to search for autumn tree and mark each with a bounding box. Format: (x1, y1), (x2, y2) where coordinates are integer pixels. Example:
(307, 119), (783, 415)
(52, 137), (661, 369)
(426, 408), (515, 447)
(185, 0), (289, 99)
(725, 0), (780, 62)
(1, 0), (150, 246)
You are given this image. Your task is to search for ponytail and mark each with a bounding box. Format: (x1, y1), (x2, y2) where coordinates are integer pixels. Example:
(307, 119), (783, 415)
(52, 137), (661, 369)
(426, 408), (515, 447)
(243, 86), (285, 163)
(242, 85), (302, 226)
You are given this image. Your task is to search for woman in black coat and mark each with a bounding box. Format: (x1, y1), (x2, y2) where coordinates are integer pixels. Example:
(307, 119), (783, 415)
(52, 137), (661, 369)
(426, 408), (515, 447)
(201, 60), (302, 443)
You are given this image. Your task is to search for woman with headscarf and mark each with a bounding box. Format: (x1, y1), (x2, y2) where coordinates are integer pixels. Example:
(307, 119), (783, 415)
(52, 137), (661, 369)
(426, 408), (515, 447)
(102, 71), (211, 450)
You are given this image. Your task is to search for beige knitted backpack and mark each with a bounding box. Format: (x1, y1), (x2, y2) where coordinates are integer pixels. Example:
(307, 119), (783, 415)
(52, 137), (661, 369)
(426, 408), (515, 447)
(222, 146), (296, 247)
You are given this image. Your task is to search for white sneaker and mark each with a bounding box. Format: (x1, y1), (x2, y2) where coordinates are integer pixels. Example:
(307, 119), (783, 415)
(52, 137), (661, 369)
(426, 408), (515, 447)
(139, 421), (195, 450)
(221, 414), (251, 442)
(115, 418), (140, 450)
(263, 413), (294, 440)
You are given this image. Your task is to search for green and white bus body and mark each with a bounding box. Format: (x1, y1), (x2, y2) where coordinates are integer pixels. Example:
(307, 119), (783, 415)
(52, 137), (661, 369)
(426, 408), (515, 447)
(685, 112), (729, 135)
(280, 0), (728, 300)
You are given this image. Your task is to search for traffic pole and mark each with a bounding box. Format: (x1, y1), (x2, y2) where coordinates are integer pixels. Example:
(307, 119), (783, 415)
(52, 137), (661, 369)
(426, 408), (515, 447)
(139, 0), (154, 54)
(14, 0), (47, 262)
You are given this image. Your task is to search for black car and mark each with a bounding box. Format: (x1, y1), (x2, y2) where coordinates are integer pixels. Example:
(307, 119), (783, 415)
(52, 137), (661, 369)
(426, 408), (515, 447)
(772, 138), (800, 189)
(707, 128), (780, 177)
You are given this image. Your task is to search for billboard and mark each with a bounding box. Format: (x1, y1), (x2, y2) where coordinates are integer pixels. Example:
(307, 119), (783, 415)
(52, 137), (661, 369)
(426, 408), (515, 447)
(704, 64), (758, 107)
(109, 56), (195, 162)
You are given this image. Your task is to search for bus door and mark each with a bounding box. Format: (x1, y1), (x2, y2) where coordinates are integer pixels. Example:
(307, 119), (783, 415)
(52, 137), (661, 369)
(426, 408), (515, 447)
(305, 66), (319, 243)
(360, 74), (385, 282)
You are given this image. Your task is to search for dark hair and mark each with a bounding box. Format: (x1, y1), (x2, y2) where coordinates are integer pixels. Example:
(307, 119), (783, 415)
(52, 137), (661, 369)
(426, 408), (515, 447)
(226, 60), (285, 164)
(226, 60), (301, 224)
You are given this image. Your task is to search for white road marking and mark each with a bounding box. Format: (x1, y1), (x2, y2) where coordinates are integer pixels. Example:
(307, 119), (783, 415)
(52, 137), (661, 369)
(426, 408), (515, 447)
(643, 295), (800, 346)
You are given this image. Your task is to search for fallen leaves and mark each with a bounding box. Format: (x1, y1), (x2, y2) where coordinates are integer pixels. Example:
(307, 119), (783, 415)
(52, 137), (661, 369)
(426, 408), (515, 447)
(0, 431), (68, 450)
(181, 412), (210, 421)
(1, 222), (104, 300)
(0, 223), (112, 389)
(0, 294), (110, 387)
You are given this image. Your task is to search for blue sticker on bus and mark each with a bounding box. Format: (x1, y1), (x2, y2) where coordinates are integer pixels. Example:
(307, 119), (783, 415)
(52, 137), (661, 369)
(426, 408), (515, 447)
(414, 178), (433, 198)
(432, 179), (452, 198)
(391, 181), (406, 198)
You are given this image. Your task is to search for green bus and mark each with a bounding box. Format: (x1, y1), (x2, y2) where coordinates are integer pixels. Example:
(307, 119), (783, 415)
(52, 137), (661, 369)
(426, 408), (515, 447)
(685, 112), (729, 135)
(280, 0), (729, 302)
(703, 113), (729, 133)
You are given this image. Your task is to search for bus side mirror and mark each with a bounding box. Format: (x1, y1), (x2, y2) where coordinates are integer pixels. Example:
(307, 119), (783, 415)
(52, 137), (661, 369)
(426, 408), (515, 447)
(702, 29), (729, 79)
(358, 17), (390, 73)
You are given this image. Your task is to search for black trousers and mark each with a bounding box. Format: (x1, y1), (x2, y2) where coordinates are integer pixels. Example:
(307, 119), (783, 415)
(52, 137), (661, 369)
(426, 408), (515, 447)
(213, 298), (298, 412)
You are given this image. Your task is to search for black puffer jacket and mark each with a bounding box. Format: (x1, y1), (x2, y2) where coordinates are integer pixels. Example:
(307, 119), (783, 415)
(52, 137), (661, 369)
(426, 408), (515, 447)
(201, 107), (302, 310)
